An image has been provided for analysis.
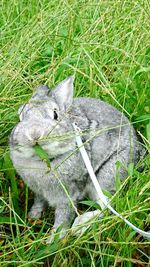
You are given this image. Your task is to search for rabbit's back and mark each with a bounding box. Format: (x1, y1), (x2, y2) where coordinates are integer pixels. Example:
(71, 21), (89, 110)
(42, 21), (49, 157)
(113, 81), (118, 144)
(71, 97), (141, 180)
(72, 97), (128, 126)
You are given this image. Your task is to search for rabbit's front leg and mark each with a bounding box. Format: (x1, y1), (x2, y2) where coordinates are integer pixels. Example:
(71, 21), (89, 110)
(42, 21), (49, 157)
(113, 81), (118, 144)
(28, 194), (46, 219)
(46, 204), (76, 243)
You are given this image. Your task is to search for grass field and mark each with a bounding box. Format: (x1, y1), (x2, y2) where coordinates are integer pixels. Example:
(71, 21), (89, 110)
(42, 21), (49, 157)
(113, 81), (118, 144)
(0, 0), (150, 266)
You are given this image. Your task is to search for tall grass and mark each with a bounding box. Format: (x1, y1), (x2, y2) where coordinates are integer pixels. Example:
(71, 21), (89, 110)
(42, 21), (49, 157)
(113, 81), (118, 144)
(0, 0), (150, 266)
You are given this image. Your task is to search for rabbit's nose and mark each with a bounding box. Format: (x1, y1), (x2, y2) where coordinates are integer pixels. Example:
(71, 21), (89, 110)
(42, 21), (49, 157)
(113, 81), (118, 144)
(26, 128), (43, 142)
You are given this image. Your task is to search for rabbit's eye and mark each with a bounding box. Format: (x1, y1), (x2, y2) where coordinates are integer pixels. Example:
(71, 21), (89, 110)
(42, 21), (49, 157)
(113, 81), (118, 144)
(54, 110), (58, 120)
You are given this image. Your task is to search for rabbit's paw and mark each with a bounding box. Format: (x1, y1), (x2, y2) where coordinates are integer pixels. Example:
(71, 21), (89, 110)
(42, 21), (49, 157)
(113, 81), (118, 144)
(28, 208), (42, 220)
(46, 227), (68, 244)
(46, 229), (56, 244)
(71, 210), (101, 236)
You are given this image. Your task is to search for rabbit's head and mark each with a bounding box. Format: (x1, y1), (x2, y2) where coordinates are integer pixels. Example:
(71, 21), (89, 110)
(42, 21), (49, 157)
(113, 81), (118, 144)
(11, 76), (76, 157)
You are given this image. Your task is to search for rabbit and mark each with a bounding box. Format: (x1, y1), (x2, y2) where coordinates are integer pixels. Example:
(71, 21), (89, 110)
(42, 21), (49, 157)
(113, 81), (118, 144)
(10, 75), (145, 241)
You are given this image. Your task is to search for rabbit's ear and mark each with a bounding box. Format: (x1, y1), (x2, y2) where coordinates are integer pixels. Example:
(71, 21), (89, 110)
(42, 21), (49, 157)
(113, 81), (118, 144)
(50, 75), (74, 111)
(31, 85), (49, 101)
(35, 85), (49, 96)
(29, 85), (49, 103)
(18, 104), (26, 121)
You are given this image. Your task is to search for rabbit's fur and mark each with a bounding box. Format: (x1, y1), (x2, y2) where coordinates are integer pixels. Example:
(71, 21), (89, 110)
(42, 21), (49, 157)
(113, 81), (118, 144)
(10, 76), (144, 239)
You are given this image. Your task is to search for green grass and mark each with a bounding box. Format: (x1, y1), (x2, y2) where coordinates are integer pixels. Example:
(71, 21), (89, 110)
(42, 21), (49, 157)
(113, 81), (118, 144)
(0, 0), (150, 266)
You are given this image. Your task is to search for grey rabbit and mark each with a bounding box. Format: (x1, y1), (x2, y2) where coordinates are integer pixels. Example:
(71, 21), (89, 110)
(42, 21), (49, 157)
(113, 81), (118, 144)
(10, 75), (144, 240)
